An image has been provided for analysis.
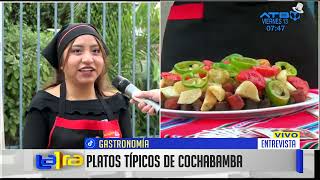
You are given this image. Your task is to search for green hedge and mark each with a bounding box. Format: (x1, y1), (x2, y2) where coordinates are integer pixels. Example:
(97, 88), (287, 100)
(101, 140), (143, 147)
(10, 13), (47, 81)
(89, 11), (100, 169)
(4, 2), (160, 146)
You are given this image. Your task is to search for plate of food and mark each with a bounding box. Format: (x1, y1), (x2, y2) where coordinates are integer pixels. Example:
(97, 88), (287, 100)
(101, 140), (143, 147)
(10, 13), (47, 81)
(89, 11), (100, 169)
(160, 53), (319, 119)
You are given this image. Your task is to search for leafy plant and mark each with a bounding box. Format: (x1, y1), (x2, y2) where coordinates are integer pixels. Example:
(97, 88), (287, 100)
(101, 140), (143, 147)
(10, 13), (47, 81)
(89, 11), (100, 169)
(4, 24), (53, 145)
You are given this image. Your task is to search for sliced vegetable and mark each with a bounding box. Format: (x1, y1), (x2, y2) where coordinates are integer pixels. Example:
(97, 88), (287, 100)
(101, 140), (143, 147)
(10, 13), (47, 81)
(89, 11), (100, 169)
(203, 60), (214, 70)
(160, 72), (181, 88)
(164, 97), (180, 110)
(227, 94), (245, 110)
(222, 53), (243, 62)
(208, 84), (226, 102)
(286, 81), (297, 92)
(230, 57), (259, 70)
(276, 70), (287, 83)
(161, 54), (309, 112)
(265, 80), (290, 106)
(287, 76), (309, 96)
(178, 88), (202, 104)
(174, 61), (204, 74)
(290, 89), (307, 103)
(160, 86), (180, 99)
(225, 91), (233, 99)
(258, 59), (271, 67)
(253, 65), (280, 77)
(200, 90), (217, 111)
(222, 82), (235, 93)
(173, 81), (192, 94)
(235, 81), (260, 102)
(160, 79), (166, 88)
(203, 65), (211, 71)
(208, 82), (223, 87)
(208, 68), (230, 84)
(236, 69), (266, 90)
(264, 77), (272, 83)
(213, 63), (239, 77)
(161, 72), (181, 81)
(182, 69), (208, 88)
(275, 61), (297, 76)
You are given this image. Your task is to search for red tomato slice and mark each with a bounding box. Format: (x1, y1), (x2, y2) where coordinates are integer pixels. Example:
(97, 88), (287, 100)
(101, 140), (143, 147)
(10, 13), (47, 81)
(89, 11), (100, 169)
(202, 60), (213, 67)
(252, 66), (279, 77)
(203, 65), (211, 71)
(287, 76), (310, 95)
(236, 69), (266, 90)
(271, 65), (281, 75)
(223, 60), (230, 64)
(199, 73), (207, 78)
(161, 72), (181, 81)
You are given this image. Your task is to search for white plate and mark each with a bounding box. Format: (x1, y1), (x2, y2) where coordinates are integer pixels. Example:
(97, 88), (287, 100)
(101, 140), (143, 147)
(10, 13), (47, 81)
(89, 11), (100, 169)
(161, 93), (319, 119)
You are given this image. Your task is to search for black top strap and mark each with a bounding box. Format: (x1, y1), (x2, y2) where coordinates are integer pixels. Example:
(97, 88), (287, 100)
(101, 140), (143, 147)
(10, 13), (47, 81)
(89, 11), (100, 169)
(58, 82), (115, 120)
(96, 90), (116, 120)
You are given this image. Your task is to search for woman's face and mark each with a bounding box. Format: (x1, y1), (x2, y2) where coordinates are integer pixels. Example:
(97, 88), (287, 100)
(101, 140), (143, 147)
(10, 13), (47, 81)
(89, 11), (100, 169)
(62, 35), (105, 85)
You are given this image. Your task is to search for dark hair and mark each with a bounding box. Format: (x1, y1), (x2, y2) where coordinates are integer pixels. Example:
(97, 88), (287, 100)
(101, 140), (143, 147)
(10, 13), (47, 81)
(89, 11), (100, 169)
(43, 36), (114, 97)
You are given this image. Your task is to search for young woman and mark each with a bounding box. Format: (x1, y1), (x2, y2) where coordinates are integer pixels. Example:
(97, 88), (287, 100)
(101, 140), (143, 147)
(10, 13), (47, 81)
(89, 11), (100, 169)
(23, 23), (132, 149)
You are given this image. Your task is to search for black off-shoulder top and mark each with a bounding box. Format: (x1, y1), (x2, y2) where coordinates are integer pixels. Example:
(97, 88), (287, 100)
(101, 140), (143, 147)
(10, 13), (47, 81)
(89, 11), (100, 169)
(23, 90), (132, 149)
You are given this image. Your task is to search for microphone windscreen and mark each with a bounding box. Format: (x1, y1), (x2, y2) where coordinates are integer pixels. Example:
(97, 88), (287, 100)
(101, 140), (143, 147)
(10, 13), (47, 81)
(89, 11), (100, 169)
(112, 75), (131, 93)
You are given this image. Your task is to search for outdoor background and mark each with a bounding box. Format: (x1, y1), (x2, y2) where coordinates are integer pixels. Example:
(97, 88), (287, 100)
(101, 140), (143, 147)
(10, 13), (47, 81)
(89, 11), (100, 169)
(3, 2), (160, 147)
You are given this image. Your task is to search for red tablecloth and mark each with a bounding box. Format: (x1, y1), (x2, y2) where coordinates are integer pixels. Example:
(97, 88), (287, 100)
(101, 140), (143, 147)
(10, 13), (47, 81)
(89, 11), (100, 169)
(161, 89), (319, 149)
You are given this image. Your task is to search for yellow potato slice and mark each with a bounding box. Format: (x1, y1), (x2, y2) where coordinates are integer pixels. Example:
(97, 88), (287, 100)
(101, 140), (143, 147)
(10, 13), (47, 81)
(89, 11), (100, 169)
(208, 84), (225, 101)
(160, 86), (180, 99)
(200, 89), (217, 111)
(286, 81), (297, 92)
(177, 88), (202, 104)
(160, 79), (166, 88)
(276, 70), (287, 83)
(208, 68), (230, 84)
(235, 81), (260, 102)
(173, 81), (192, 94)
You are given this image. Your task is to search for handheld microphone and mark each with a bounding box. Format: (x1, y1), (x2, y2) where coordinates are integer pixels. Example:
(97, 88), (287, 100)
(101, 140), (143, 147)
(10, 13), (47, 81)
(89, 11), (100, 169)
(112, 75), (160, 114)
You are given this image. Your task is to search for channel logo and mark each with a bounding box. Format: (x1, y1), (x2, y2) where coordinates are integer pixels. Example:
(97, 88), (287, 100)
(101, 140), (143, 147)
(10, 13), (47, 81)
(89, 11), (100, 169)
(35, 151), (84, 170)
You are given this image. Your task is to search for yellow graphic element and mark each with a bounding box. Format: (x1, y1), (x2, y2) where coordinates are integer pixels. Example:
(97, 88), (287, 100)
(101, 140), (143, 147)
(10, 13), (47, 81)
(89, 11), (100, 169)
(273, 131), (300, 139)
(54, 151), (84, 170)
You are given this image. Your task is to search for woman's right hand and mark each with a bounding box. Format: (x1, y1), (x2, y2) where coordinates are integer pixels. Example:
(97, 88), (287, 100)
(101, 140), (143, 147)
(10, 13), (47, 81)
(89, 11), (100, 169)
(129, 89), (160, 116)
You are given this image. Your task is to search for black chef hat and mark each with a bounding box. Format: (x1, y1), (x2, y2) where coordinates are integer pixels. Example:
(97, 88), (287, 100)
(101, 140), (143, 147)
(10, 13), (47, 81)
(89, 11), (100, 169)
(42, 23), (108, 70)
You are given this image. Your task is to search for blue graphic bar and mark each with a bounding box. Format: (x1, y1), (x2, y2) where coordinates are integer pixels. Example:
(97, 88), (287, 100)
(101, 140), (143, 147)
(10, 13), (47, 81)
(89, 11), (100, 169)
(296, 149), (303, 173)
(84, 138), (257, 149)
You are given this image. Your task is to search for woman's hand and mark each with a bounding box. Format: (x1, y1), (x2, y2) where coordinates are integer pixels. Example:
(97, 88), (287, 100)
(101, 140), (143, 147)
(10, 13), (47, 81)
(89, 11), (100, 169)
(129, 89), (160, 116)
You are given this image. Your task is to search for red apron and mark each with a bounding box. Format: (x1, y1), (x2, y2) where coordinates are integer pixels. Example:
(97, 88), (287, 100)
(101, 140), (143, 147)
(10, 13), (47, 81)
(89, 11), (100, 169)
(47, 82), (122, 149)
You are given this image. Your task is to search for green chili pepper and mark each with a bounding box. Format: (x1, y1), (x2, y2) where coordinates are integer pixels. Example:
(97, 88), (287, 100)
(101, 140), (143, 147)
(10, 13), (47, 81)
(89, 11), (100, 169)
(265, 80), (290, 106)
(275, 61), (297, 76)
(213, 63), (239, 77)
(174, 61), (204, 74)
(221, 53), (243, 63)
(230, 57), (259, 70)
(182, 69), (208, 88)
